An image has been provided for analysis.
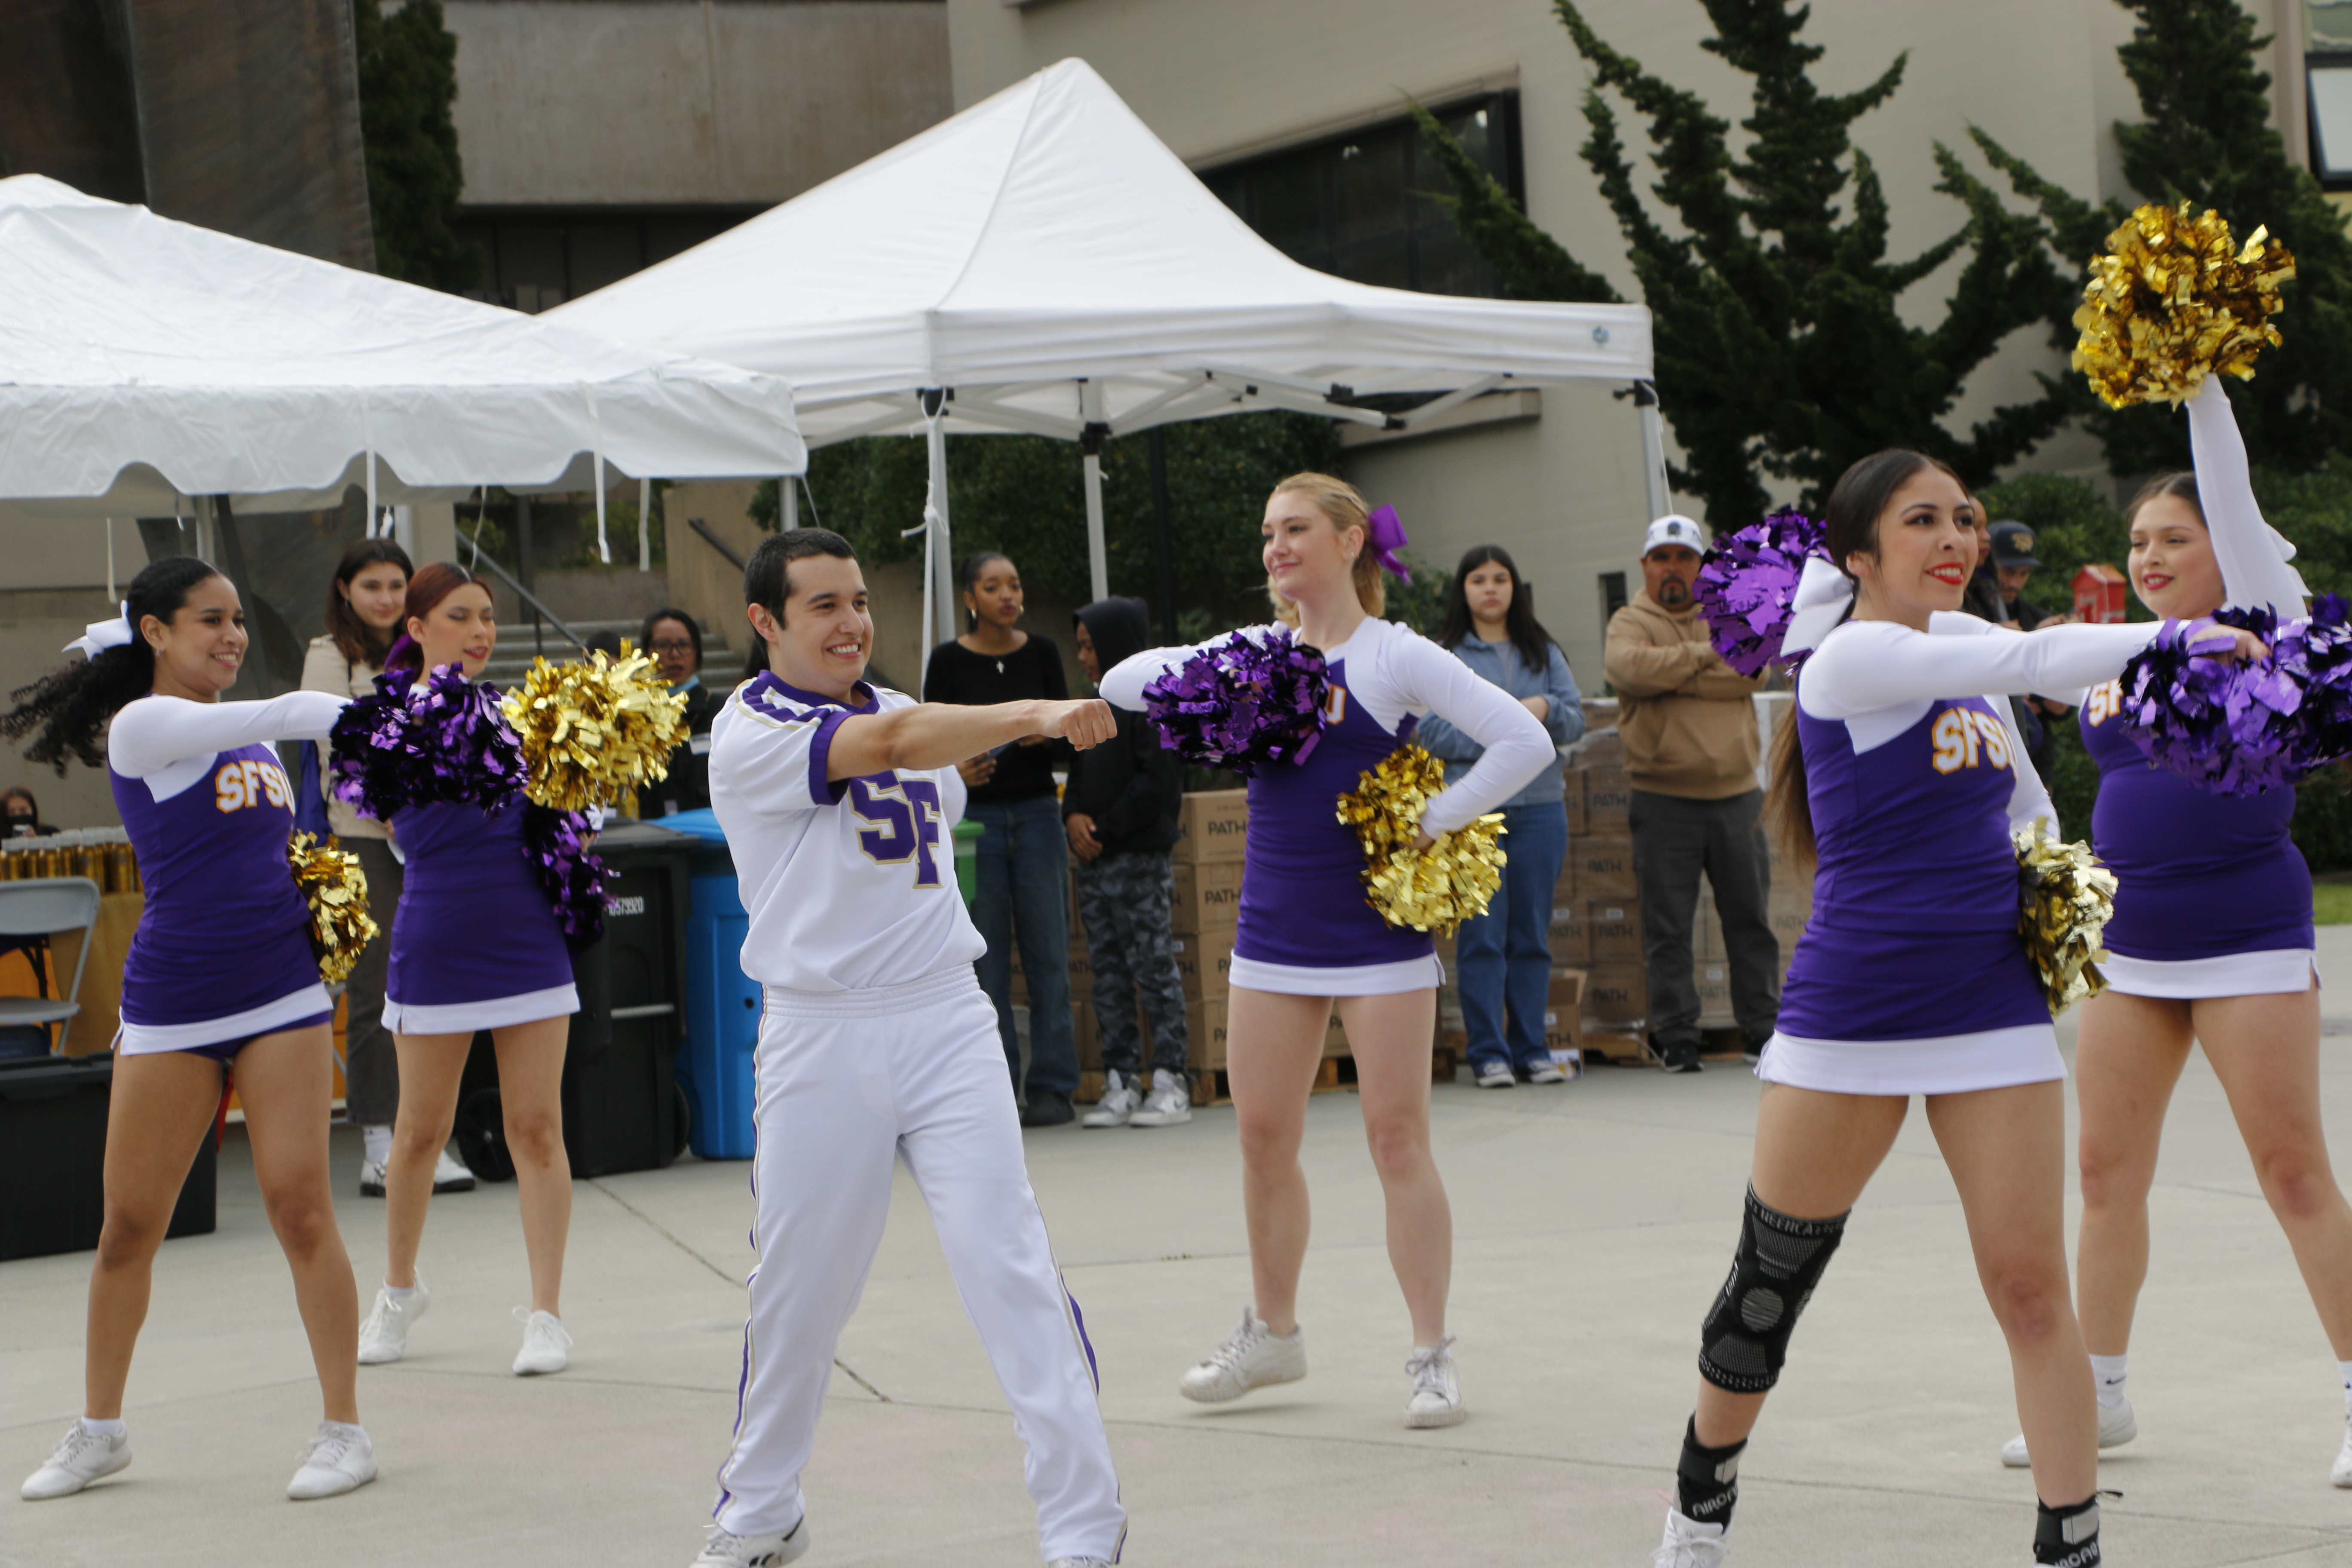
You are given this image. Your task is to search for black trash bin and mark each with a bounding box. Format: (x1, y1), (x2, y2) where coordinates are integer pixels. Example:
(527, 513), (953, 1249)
(456, 822), (695, 1180)
(0, 1053), (217, 1262)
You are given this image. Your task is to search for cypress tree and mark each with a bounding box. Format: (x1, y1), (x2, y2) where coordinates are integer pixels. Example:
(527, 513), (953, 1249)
(1973, 0), (2352, 476)
(354, 0), (481, 293)
(1419, 0), (2073, 527)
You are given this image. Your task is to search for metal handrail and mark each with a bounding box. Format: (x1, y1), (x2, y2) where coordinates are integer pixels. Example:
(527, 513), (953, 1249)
(686, 515), (746, 571)
(469, 550), (587, 650)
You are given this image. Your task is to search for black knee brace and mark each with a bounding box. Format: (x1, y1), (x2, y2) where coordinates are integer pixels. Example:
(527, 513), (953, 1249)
(1697, 1187), (1847, 1394)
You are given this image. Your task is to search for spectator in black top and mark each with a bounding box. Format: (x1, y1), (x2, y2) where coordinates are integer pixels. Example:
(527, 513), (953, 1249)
(1990, 521), (2051, 628)
(1064, 597), (1193, 1130)
(923, 552), (1081, 1127)
(2, 786), (50, 838)
(636, 607), (720, 817)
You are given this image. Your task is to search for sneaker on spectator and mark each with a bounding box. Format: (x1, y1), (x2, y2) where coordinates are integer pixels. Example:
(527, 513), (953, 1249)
(1525, 1061), (1568, 1084)
(433, 1147), (477, 1192)
(356, 1279), (429, 1365)
(1473, 1061), (1516, 1088)
(1128, 1069), (1192, 1127)
(286, 1421), (375, 1500)
(1082, 1071), (1139, 1128)
(692, 1519), (808, 1568)
(20, 1421), (130, 1500)
(1179, 1308), (1305, 1403)
(1660, 1042), (1705, 1074)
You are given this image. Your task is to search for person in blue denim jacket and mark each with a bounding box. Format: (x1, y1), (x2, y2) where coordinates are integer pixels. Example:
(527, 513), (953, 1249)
(1417, 545), (1585, 1087)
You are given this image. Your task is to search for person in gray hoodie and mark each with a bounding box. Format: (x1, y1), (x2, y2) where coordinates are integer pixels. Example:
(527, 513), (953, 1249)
(1418, 545), (1585, 1087)
(1064, 597), (1194, 1127)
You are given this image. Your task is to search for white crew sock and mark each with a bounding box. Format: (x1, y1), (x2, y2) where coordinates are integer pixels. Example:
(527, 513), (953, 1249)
(362, 1125), (392, 1165)
(78, 1416), (126, 1440)
(383, 1280), (418, 1300)
(2089, 1352), (2129, 1409)
(2338, 1360), (2352, 1415)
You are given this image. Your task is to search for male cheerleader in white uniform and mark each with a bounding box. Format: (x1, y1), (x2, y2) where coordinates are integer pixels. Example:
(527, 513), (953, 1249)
(693, 527), (1127, 1568)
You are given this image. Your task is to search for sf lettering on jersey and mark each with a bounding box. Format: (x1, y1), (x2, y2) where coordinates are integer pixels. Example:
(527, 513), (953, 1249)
(2084, 679), (2122, 727)
(214, 755), (294, 814)
(1929, 707), (2014, 775)
(848, 775), (947, 887)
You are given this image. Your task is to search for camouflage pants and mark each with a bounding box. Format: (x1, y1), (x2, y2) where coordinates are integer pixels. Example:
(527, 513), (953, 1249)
(1072, 850), (1190, 1078)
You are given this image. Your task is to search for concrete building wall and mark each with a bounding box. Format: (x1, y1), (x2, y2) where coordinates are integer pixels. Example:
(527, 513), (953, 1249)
(445, 0), (953, 207)
(941, 0), (2202, 683)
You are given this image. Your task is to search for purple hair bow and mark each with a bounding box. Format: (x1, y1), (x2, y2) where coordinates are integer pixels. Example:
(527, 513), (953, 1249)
(1365, 504), (1412, 582)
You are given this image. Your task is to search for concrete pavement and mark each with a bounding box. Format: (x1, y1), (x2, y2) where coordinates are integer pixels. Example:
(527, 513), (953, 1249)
(12, 938), (2352, 1566)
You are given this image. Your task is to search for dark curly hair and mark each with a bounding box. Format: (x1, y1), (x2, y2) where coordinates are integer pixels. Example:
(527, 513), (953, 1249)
(2, 557), (227, 774)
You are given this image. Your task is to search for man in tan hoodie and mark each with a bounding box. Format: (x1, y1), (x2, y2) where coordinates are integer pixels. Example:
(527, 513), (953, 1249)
(1602, 515), (1779, 1073)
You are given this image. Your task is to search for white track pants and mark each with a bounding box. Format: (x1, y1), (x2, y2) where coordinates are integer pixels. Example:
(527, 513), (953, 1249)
(714, 967), (1125, 1561)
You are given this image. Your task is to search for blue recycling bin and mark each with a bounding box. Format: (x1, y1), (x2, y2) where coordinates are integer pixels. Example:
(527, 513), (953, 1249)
(661, 808), (759, 1160)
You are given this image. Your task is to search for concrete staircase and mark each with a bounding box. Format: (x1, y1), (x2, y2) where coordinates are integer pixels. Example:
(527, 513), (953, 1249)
(484, 618), (733, 689)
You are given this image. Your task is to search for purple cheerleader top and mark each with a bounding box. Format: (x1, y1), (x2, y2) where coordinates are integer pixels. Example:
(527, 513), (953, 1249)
(2079, 679), (2312, 961)
(1777, 697), (2049, 1041)
(388, 796), (574, 1008)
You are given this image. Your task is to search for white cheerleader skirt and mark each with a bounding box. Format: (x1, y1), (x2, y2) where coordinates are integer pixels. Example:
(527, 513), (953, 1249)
(2099, 949), (2317, 1000)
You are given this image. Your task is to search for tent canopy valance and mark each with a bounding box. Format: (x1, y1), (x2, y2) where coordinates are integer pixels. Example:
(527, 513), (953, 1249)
(554, 59), (1658, 637)
(0, 174), (805, 519)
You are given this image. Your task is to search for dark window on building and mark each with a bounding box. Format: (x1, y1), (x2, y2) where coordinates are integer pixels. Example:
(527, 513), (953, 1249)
(453, 207), (766, 311)
(1200, 93), (1523, 297)
(1598, 570), (1628, 627)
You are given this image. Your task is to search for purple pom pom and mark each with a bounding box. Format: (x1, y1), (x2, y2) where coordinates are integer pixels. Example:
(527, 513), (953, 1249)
(1694, 511), (1826, 677)
(2120, 606), (2310, 795)
(1141, 628), (1329, 777)
(522, 803), (610, 952)
(325, 665), (526, 819)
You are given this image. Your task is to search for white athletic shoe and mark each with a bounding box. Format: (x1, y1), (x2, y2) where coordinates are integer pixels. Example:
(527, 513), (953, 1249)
(1527, 1060), (1568, 1084)
(432, 1148), (477, 1192)
(2000, 1394), (2137, 1467)
(1178, 1307), (1306, 1403)
(1473, 1061), (1516, 1088)
(1653, 1507), (1728, 1567)
(1403, 1334), (1466, 1429)
(513, 1307), (573, 1375)
(20, 1422), (131, 1500)
(1128, 1069), (1193, 1127)
(1082, 1071), (1140, 1128)
(692, 1518), (809, 1567)
(2331, 1412), (2352, 1487)
(286, 1421), (376, 1501)
(356, 1279), (429, 1365)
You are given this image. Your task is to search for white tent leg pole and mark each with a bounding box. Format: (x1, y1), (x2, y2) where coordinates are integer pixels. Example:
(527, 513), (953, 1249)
(924, 395), (956, 648)
(639, 478), (652, 572)
(1635, 380), (1669, 523)
(1079, 379), (1108, 604)
(104, 518), (116, 603)
(393, 504), (416, 559)
(781, 474), (798, 532)
(921, 504), (936, 666)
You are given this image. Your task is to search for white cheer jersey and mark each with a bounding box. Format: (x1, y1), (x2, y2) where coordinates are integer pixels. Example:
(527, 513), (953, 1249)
(709, 671), (977, 993)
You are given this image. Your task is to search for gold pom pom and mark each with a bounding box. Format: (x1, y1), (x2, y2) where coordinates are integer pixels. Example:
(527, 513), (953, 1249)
(2072, 200), (2295, 409)
(1335, 743), (1509, 937)
(2014, 821), (2116, 1016)
(501, 643), (689, 813)
(287, 832), (378, 987)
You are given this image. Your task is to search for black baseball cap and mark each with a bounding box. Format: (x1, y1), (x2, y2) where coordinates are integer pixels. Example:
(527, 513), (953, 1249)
(1988, 521), (2040, 570)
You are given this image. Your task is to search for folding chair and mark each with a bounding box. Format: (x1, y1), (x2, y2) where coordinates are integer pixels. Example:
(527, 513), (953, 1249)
(0, 877), (104, 1054)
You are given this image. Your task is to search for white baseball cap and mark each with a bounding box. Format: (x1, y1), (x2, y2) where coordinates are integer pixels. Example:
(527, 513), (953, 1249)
(1642, 514), (1707, 558)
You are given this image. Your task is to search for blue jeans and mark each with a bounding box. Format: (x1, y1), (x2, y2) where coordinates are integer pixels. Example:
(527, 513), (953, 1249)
(969, 795), (1078, 1097)
(1455, 801), (1569, 1074)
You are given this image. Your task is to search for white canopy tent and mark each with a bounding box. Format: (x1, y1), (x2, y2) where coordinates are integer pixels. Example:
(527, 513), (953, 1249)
(554, 58), (1658, 644)
(0, 173), (805, 576)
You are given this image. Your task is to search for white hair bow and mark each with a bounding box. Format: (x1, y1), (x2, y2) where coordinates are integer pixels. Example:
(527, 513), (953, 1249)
(1780, 556), (1854, 657)
(63, 603), (134, 662)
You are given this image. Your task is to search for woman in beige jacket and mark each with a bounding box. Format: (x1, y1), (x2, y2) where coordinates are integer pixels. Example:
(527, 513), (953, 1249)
(299, 539), (473, 1198)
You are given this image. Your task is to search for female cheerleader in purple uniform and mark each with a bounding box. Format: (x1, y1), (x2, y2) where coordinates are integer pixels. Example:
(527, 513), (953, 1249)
(1995, 381), (2352, 1485)
(6, 557), (377, 1502)
(1099, 473), (1553, 1428)
(352, 564), (580, 1378)
(1647, 453), (2260, 1568)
